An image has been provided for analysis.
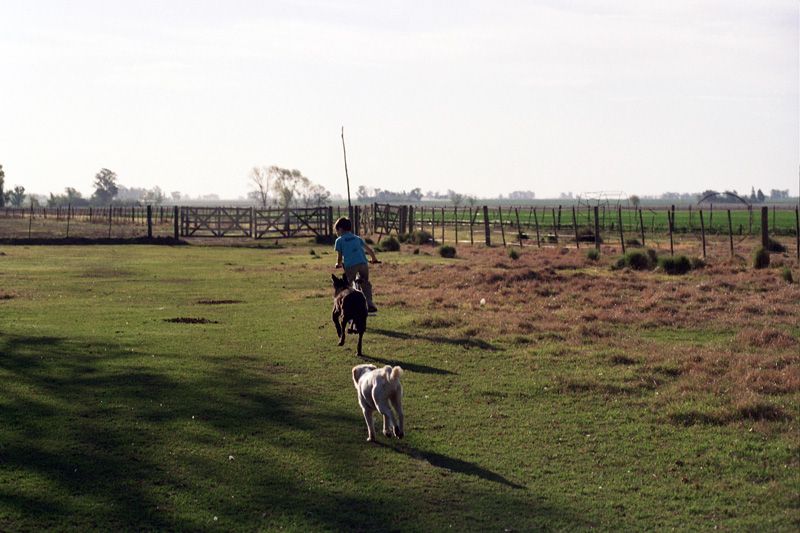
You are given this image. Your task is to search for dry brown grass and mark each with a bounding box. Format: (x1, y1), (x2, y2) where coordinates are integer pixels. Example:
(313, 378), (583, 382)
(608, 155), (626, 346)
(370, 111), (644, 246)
(371, 242), (800, 429)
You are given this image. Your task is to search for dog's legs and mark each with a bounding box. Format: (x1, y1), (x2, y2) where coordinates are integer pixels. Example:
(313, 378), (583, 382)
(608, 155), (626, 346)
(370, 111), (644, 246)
(391, 391), (404, 439)
(361, 406), (376, 442)
(373, 394), (397, 438)
(355, 316), (366, 357)
(338, 313), (348, 346)
(332, 310), (342, 341)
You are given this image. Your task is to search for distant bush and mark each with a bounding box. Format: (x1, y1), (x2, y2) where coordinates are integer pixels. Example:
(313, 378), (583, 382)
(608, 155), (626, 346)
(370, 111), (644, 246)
(586, 248), (600, 261)
(753, 247), (770, 269)
(407, 230), (434, 245)
(378, 236), (400, 252)
(439, 245), (457, 258)
(508, 248), (520, 260)
(690, 257), (706, 270)
(766, 238), (787, 253)
(620, 250), (653, 270)
(659, 255), (692, 275)
(781, 267), (793, 283)
(314, 235), (335, 245)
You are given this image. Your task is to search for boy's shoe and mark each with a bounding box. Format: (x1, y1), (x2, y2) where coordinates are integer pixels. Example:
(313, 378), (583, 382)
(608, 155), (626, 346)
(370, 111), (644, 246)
(367, 305), (378, 313)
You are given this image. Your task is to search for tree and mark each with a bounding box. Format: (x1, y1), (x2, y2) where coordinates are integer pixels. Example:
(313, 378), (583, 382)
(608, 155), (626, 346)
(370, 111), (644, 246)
(143, 186), (165, 206)
(271, 167), (310, 208)
(0, 164), (5, 207)
(629, 195), (641, 208)
(249, 166), (273, 207)
(8, 185), (26, 207)
(756, 189), (765, 202)
(300, 183), (331, 207)
(92, 168), (119, 205)
(448, 189), (464, 207)
(171, 191), (182, 202)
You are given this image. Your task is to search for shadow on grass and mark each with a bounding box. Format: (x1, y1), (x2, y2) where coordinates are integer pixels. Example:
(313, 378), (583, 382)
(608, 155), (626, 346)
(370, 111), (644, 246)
(360, 354), (457, 375)
(371, 327), (502, 351)
(0, 333), (584, 531)
(381, 442), (526, 490)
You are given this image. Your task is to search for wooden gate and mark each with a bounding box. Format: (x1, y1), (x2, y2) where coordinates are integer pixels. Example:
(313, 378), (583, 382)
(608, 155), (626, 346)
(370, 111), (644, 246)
(181, 207), (252, 237)
(254, 207), (331, 239)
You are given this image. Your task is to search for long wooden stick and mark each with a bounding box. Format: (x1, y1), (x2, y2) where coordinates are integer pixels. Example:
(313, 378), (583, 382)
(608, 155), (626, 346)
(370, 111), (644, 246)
(340, 127), (352, 212)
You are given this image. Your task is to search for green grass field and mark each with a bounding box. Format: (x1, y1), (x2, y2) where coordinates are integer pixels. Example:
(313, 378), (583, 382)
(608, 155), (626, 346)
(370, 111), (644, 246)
(1, 243), (798, 531)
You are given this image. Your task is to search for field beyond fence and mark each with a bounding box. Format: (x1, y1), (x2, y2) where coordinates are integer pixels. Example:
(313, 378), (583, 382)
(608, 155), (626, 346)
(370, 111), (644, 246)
(2, 203), (797, 260)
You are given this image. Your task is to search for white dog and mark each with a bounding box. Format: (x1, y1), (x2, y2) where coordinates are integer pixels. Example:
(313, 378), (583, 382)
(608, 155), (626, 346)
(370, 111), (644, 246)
(352, 364), (405, 442)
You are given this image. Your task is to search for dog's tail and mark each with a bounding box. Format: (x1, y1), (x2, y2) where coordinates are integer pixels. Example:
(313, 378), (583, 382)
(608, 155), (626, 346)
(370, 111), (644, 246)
(388, 365), (404, 383)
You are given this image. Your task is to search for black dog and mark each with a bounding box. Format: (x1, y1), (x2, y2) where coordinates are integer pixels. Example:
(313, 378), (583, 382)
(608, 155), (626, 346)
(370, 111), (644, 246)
(331, 274), (367, 356)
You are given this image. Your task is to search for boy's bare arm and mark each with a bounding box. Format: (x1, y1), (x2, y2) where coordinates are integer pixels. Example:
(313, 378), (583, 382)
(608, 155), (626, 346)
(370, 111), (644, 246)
(335, 251), (344, 268)
(363, 244), (380, 263)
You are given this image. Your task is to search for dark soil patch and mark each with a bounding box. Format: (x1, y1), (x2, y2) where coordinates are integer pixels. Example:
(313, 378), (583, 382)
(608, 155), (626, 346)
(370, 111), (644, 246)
(0, 293), (15, 300)
(163, 317), (219, 324)
(197, 299), (243, 305)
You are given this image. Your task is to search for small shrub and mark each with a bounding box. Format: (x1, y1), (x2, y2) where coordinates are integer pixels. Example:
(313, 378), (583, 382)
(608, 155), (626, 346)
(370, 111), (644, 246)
(439, 245), (457, 258)
(397, 233), (409, 243)
(766, 238), (787, 253)
(781, 267), (793, 283)
(621, 250), (653, 270)
(508, 248), (520, 260)
(646, 248), (658, 265)
(690, 257), (705, 269)
(314, 235), (335, 245)
(753, 247), (770, 269)
(412, 248), (420, 255)
(309, 249), (316, 256)
(659, 255), (692, 275)
(378, 236), (400, 252)
(626, 238), (642, 248)
(586, 248), (600, 261)
(408, 230), (434, 245)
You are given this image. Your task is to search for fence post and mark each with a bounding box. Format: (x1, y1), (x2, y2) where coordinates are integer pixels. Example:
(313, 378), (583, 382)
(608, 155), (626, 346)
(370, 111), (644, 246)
(668, 209), (674, 256)
(28, 204), (33, 239)
(469, 207), (474, 245)
(147, 205), (153, 238)
(638, 209), (645, 246)
(108, 205), (113, 238)
(551, 208), (558, 243)
(699, 209), (706, 258)
(617, 206), (625, 254)
(482, 206), (491, 246)
(89, 207), (93, 223)
(440, 207), (445, 244)
(174, 206), (179, 240)
(454, 207), (458, 245)
(533, 208), (541, 247)
(760, 206), (769, 249)
(594, 206), (600, 250)
(66, 203), (71, 238)
(515, 208), (524, 247)
(795, 206), (799, 260)
(727, 209), (734, 257)
(498, 206), (506, 246)
(571, 206), (579, 248)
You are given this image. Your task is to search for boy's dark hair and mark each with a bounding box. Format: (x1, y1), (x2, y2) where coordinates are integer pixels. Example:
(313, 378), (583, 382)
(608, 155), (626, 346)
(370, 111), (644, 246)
(334, 217), (352, 232)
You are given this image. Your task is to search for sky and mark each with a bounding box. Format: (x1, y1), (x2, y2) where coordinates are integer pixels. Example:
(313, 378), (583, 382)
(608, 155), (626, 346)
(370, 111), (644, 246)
(1, 0), (798, 200)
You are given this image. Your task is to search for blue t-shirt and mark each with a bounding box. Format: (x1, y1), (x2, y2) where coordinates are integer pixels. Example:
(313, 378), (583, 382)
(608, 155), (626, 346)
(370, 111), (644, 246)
(335, 233), (368, 268)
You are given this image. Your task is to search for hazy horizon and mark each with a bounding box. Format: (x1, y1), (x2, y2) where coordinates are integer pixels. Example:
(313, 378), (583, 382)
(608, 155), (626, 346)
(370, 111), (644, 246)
(2, 1), (798, 200)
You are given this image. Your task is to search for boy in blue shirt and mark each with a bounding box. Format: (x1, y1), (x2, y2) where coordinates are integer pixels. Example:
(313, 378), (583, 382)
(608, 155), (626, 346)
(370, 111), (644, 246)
(334, 217), (380, 313)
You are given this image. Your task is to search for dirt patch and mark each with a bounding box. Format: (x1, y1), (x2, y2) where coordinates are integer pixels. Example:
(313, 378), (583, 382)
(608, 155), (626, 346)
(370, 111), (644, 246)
(197, 299), (243, 305)
(0, 292), (15, 300)
(163, 317), (219, 324)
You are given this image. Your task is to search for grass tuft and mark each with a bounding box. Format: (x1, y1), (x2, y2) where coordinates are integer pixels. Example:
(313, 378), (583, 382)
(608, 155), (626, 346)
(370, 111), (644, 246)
(439, 245), (457, 258)
(753, 247), (770, 269)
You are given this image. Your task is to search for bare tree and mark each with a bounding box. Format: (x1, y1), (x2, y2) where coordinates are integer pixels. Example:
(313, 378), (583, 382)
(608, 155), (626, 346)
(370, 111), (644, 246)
(271, 167), (310, 208)
(249, 166), (273, 207)
(0, 164), (5, 207)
